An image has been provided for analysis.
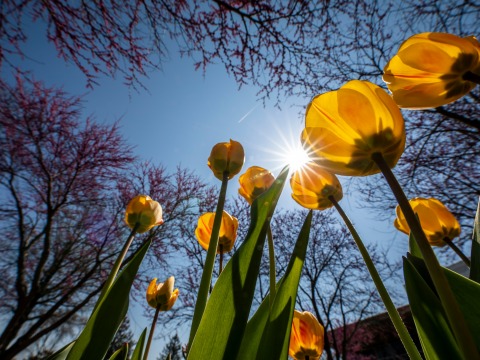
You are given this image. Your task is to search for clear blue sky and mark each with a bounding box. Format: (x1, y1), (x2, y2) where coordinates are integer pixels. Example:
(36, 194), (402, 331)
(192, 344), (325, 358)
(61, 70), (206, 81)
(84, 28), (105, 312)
(4, 17), (408, 358)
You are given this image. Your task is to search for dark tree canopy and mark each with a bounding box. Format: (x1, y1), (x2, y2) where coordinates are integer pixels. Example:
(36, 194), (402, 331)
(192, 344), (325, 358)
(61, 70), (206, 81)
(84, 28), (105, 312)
(2, 0), (477, 242)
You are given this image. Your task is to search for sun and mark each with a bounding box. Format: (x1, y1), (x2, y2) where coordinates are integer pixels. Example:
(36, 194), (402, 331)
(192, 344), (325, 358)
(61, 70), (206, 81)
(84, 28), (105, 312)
(282, 144), (311, 172)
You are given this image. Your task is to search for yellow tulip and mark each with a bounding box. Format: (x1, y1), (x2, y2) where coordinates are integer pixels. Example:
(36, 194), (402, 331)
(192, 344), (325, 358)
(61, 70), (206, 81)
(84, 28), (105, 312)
(208, 139), (245, 180)
(302, 80), (405, 176)
(195, 211), (239, 253)
(383, 32), (480, 109)
(146, 276), (179, 311)
(290, 162), (343, 210)
(394, 197), (461, 247)
(125, 195), (164, 233)
(289, 310), (325, 360)
(238, 166), (275, 204)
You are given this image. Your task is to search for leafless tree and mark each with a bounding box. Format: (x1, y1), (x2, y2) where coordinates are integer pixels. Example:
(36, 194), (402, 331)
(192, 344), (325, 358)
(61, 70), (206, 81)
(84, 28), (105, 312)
(0, 78), (217, 359)
(2, 0), (478, 233)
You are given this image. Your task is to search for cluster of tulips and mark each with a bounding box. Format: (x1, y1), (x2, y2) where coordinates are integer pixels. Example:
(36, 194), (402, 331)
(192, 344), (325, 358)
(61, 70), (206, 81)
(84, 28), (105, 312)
(46, 31), (479, 360)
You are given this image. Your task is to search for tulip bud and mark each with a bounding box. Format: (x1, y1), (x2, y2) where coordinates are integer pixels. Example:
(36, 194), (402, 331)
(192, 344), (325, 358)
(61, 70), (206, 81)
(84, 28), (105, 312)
(208, 139), (245, 180)
(289, 310), (324, 360)
(238, 166), (275, 205)
(195, 211), (239, 254)
(146, 276), (179, 311)
(394, 197), (461, 247)
(290, 162), (343, 210)
(125, 195), (164, 233)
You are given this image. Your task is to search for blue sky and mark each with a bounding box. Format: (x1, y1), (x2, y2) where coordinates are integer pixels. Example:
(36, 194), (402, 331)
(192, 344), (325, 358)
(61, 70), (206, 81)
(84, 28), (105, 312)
(5, 17), (408, 357)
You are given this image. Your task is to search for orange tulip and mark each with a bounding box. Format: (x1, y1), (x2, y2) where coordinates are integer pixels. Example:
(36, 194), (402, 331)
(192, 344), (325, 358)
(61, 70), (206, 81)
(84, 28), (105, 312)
(195, 211), (239, 253)
(383, 32), (480, 109)
(146, 276), (179, 311)
(394, 197), (461, 246)
(208, 139), (245, 180)
(302, 80), (405, 176)
(289, 310), (325, 360)
(125, 195), (163, 233)
(238, 166), (275, 204)
(290, 162), (343, 210)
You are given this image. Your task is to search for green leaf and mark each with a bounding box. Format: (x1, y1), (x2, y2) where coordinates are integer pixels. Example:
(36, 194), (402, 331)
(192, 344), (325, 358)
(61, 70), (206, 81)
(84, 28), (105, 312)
(237, 211), (312, 360)
(443, 266), (480, 350)
(45, 342), (75, 360)
(403, 257), (462, 359)
(66, 239), (151, 360)
(187, 166), (289, 360)
(407, 253), (480, 352)
(108, 343), (129, 360)
(408, 232), (423, 259)
(131, 328), (147, 360)
(470, 199), (480, 283)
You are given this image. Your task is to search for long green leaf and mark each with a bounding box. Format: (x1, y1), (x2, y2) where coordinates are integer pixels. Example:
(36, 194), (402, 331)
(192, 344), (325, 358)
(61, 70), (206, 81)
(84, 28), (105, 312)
(408, 232), (423, 259)
(45, 342), (75, 360)
(470, 199), (480, 283)
(131, 328), (147, 360)
(237, 210), (312, 360)
(403, 257), (462, 359)
(407, 253), (480, 351)
(443, 267), (480, 350)
(66, 239), (151, 360)
(108, 343), (129, 360)
(187, 166), (289, 359)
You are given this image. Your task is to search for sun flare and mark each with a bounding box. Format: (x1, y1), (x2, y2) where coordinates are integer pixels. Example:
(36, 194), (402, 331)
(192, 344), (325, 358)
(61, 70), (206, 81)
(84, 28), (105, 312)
(283, 144), (311, 172)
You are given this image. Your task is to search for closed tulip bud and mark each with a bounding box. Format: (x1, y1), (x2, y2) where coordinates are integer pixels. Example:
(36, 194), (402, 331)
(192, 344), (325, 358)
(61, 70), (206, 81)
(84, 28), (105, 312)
(290, 162), (343, 210)
(146, 276), (179, 311)
(302, 80), (405, 176)
(394, 197), (461, 247)
(125, 195), (164, 233)
(208, 139), (245, 180)
(289, 310), (325, 360)
(195, 211), (239, 253)
(383, 32), (480, 109)
(238, 166), (275, 205)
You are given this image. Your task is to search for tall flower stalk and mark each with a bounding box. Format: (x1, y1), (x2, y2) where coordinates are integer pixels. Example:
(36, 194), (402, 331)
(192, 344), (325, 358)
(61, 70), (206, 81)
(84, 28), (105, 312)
(188, 139), (245, 351)
(238, 166), (277, 307)
(188, 172), (229, 349)
(144, 277), (179, 360)
(329, 196), (422, 360)
(372, 152), (478, 359)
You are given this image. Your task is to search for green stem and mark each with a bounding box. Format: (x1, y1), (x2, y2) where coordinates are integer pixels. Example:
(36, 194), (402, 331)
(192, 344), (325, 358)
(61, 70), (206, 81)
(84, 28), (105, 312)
(267, 225), (276, 308)
(372, 152), (478, 359)
(143, 307), (160, 360)
(187, 171), (229, 351)
(95, 223), (139, 311)
(444, 237), (471, 267)
(330, 196), (422, 360)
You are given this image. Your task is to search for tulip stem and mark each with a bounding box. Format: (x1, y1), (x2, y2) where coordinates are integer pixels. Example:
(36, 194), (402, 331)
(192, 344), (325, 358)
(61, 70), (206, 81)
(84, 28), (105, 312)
(188, 171), (229, 352)
(329, 196), (422, 360)
(444, 237), (471, 267)
(267, 225), (276, 308)
(372, 152), (479, 359)
(143, 307), (161, 360)
(95, 223), (139, 311)
(463, 71), (480, 84)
